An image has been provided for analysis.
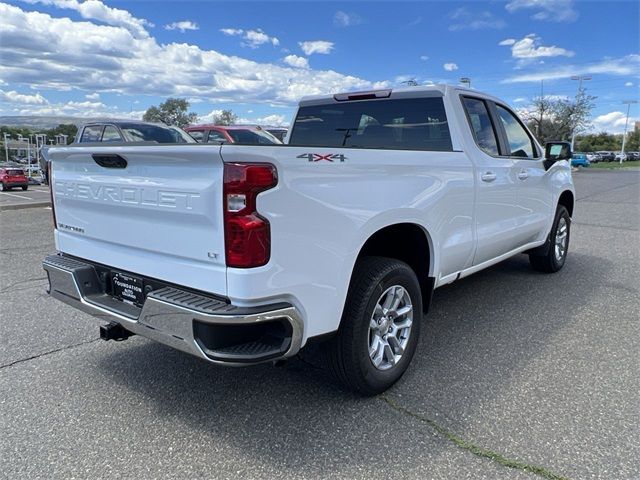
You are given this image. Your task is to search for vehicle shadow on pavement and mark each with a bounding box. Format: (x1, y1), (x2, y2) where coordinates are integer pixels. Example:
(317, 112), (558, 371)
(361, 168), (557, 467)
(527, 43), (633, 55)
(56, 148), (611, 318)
(93, 251), (609, 475)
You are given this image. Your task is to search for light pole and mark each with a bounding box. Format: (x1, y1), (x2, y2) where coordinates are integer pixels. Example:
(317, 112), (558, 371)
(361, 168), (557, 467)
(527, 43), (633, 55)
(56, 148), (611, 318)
(570, 75), (592, 151)
(460, 77), (471, 88)
(3, 133), (9, 162)
(620, 100), (638, 164)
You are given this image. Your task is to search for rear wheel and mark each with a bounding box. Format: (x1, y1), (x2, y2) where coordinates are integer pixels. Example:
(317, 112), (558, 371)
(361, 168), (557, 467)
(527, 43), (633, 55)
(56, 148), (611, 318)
(324, 257), (422, 395)
(22, 185), (28, 191)
(529, 205), (570, 273)
(0, 183), (5, 191)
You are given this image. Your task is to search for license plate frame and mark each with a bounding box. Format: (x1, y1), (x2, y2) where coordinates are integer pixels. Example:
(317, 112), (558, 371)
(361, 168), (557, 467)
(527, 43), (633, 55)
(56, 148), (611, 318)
(111, 271), (145, 306)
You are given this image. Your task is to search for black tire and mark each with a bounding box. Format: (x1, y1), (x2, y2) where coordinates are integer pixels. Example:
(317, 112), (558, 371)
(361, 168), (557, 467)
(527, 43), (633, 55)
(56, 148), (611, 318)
(529, 205), (570, 273)
(22, 185), (28, 191)
(0, 182), (4, 192)
(324, 256), (422, 395)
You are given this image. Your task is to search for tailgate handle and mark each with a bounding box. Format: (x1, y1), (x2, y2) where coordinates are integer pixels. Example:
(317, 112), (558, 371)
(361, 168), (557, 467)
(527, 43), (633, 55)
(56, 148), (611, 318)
(92, 154), (127, 169)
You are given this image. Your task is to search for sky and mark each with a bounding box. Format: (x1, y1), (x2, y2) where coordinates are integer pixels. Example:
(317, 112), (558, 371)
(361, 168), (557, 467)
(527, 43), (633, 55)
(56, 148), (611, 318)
(0, 0), (638, 132)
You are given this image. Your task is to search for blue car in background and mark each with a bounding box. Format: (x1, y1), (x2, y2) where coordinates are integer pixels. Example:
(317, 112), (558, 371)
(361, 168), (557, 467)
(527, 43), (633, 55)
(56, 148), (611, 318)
(571, 152), (590, 167)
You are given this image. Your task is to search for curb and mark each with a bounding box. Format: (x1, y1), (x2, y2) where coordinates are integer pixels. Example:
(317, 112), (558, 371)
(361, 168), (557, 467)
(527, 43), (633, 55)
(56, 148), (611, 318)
(0, 201), (51, 212)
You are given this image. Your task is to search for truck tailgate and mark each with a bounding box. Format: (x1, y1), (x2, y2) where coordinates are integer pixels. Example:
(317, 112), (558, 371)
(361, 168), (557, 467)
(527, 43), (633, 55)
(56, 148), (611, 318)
(50, 144), (227, 296)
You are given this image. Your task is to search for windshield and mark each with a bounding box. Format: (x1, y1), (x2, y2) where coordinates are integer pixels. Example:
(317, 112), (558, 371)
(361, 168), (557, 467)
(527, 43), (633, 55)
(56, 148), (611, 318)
(6, 169), (25, 175)
(120, 124), (196, 143)
(227, 129), (282, 145)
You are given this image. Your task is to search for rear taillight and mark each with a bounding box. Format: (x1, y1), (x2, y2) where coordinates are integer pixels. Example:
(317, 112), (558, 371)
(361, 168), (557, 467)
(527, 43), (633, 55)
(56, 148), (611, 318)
(223, 163), (277, 268)
(48, 160), (57, 230)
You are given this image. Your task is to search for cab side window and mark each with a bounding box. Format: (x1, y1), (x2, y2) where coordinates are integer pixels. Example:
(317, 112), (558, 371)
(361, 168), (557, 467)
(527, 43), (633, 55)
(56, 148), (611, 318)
(80, 125), (103, 143)
(462, 97), (500, 156)
(495, 105), (537, 158)
(189, 130), (205, 142)
(101, 126), (122, 142)
(207, 130), (227, 143)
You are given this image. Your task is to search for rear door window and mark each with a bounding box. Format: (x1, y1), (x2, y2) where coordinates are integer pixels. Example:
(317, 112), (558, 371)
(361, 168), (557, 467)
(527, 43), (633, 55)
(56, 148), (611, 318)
(289, 97), (452, 151)
(101, 126), (122, 142)
(461, 97), (500, 156)
(80, 125), (103, 143)
(207, 130), (228, 143)
(189, 130), (205, 142)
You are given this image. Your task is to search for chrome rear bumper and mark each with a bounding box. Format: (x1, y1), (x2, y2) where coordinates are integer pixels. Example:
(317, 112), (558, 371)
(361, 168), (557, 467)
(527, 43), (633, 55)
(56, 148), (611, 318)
(42, 254), (304, 365)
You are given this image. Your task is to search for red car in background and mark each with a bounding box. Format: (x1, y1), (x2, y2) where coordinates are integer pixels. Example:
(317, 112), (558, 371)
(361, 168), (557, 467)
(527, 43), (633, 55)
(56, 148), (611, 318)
(0, 165), (29, 191)
(184, 125), (282, 145)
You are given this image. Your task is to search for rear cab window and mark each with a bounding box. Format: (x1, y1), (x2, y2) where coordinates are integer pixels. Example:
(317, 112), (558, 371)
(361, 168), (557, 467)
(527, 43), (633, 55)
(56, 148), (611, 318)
(289, 97), (453, 151)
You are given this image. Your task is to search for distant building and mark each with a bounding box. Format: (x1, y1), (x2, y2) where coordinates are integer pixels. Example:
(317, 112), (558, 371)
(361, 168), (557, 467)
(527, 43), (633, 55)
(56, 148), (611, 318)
(635, 121), (640, 132)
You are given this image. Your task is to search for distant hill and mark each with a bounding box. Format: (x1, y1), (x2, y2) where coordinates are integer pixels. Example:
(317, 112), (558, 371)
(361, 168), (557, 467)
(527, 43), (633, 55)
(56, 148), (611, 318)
(0, 115), (134, 129)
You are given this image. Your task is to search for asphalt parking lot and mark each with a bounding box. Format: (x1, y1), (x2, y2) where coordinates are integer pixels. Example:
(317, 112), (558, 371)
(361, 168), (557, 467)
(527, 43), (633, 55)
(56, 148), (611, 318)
(1, 169), (638, 480)
(0, 183), (50, 211)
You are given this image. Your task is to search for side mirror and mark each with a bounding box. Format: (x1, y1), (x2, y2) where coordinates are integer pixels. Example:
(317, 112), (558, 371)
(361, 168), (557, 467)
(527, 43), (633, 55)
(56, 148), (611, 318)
(544, 141), (572, 170)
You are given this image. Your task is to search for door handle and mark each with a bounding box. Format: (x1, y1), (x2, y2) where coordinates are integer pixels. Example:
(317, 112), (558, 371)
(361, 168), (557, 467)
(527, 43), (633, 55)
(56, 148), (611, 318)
(481, 172), (497, 182)
(517, 169), (529, 180)
(92, 154), (127, 169)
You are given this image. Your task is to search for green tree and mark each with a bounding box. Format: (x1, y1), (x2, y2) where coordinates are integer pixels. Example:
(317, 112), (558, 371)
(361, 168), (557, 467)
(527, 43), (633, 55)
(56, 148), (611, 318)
(142, 98), (198, 127)
(213, 109), (238, 126)
(44, 124), (78, 144)
(524, 89), (596, 144)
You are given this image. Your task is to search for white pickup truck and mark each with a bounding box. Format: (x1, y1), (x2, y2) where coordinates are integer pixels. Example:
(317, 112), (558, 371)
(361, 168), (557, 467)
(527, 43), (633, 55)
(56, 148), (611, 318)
(43, 85), (575, 394)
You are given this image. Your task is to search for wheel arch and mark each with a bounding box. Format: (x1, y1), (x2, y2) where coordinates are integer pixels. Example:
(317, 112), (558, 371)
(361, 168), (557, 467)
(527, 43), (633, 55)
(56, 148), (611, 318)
(558, 190), (574, 217)
(354, 222), (435, 313)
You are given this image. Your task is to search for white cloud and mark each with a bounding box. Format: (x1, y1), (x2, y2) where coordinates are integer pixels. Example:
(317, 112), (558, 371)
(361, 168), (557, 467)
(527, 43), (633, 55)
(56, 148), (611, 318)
(334, 11), (362, 27)
(299, 40), (334, 55)
(505, 0), (578, 22)
(220, 28), (243, 36)
(420, 55), (429, 61)
(0, 3), (383, 109)
(503, 55), (640, 83)
(625, 81), (634, 87)
(165, 21), (198, 33)
(0, 89), (49, 105)
(283, 55), (309, 69)
(513, 97), (527, 103)
(592, 111), (639, 134)
(23, 0), (153, 37)
(219, 27), (279, 48)
(449, 7), (505, 31)
(443, 63), (459, 72)
(238, 114), (288, 126)
(243, 29), (279, 48)
(85, 92), (100, 100)
(500, 34), (574, 65)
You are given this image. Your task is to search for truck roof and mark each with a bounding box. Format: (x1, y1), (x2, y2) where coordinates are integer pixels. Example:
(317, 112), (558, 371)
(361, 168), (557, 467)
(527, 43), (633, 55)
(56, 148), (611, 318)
(298, 84), (502, 107)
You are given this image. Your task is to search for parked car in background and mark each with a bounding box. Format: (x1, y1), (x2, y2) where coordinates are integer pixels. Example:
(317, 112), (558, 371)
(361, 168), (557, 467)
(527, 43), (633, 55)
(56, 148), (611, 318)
(0, 164), (29, 191)
(596, 151), (615, 162)
(75, 121), (196, 144)
(585, 152), (601, 163)
(184, 125), (282, 145)
(626, 151), (639, 161)
(571, 153), (590, 167)
(265, 127), (288, 142)
(614, 152), (627, 162)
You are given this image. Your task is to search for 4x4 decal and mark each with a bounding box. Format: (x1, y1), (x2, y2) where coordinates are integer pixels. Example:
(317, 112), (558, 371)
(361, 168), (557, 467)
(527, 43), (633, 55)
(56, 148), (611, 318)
(297, 153), (347, 163)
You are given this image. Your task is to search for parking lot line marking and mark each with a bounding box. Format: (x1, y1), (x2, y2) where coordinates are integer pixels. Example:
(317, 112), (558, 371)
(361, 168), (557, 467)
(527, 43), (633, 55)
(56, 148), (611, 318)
(0, 192), (33, 199)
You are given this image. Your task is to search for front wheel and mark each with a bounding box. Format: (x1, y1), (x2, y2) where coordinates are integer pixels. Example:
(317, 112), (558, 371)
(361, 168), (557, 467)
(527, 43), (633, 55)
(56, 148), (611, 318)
(324, 257), (422, 395)
(529, 205), (570, 273)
